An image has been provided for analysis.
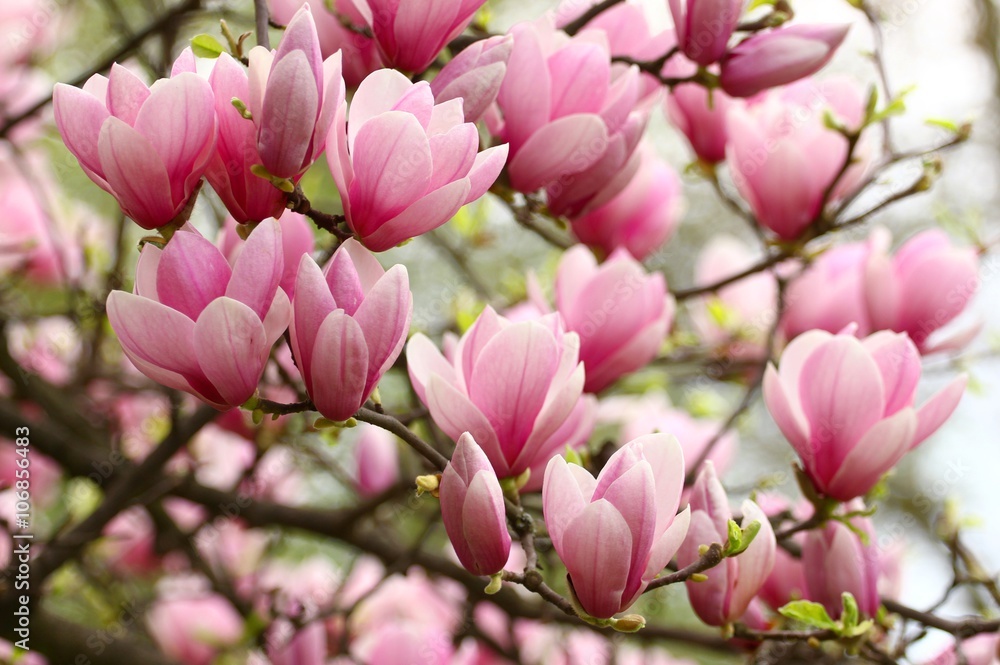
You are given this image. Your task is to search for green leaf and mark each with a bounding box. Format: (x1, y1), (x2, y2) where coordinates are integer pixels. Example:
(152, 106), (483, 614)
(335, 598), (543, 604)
(724, 519), (742, 555)
(778, 600), (838, 630)
(748, 0), (777, 9)
(926, 117), (960, 133)
(841, 592), (860, 631)
(191, 34), (225, 58)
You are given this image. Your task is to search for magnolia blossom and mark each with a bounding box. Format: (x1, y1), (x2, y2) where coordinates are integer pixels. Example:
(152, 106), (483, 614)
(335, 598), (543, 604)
(290, 239), (412, 422)
(669, 0), (743, 65)
(217, 212), (315, 300)
(543, 435), (691, 619)
(408, 306), (595, 479)
(677, 462), (776, 626)
(439, 432), (512, 576)
(491, 16), (651, 210)
(327, 69), (507, 251)
(107, 221), (290, 409)
(569, 145), (684, 261)
(727, 77), (873, 240)
(763, 330), (967, 500)
(247, 6), (345, 179)
(54, 63), (216, 229)
(803, 512), (880, 618)
(205, 54), (288, 223)
(541, 246), (674, 393)
(720, 24), (851, 98)
(865, 228), (981, 353)
(555, 0), (675, 62)
(358, 0), (488, 73)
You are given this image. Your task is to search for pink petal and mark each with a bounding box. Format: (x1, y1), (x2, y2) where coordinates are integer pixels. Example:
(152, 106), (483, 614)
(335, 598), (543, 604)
(259, 51), (319, 178)
(542, 456), (594, 552)
(561, 500), (632, 619)
(633, 434), (686, 536)
(135, 73), (216, 203)
(53, 82), (111, 182)
(107, 291), (200, 378)
(427, 121), (478, 192)
(352, 264), (412, 391)
(862, 331), (920, 416)
(798, 336), (885, 480)
(467, 322), (560, 458)
(98, 117), (178, 229)
(547, 42), (610, 118)
(226, 218), (284, 319)
(156, 228), (232, 320)
(460, 472), (511, 575)
(497, 24), (551, 155)
(359, 178), (469, 252)
(729, 500), (776, 620)
(824, 408), (917, 501)
(763, 364), (810, 462)
(195, 297), (270, 407)
(348, 111), (433, 234)
(465, 143), (509, 203)
(426, 374), (506, 475)
(912, 375), (966, 449)
(642, 506), (690, 585)
(347, 69), (417, 152)
(107, 64), (151, 126)
(506, 114), (608, 193)
(308, 310), (370, 421)
(291, 255), (337, 389)
(406, 333), (458, 405)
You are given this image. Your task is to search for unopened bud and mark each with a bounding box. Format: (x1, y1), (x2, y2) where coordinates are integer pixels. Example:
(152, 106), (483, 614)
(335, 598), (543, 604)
(611, 614), (646, 633)
(415, 474), (440, 497)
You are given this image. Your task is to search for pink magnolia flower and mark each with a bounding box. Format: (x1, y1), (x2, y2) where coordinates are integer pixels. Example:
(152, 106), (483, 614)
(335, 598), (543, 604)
(543, 435), (691, 619)
(359, 624), (455, 665)
(290, 239), (411, 421)
(720, 24), (851, 98)
(727, 77), (873, 240)
(53, 63), (216, 229)
(555, 0), (675, 62)
(248, 5), (345, 179)
(356, 0), (487, 73)
(865, 228), (981, 353)
(803, 512), (879, 618)
(354, 424), (400, 498)
(763, 330), (967, 501)
(569, 145), (684, 261)
(549, 246), (674, 393)
(781, 238), (873, 341)
(218, 212), (315, 300)
(205, 53), (288, 223)
(491, 17), (650, 206)
(327, 69), (508, 251)
(440, 432), (512, 576)
(268, 0), (383, 86)
(677, 462), (776, 626)
(691, 235), (778, 355)
(663, 58), (735, 164)
(107, 220), (290, 409)
(147, 592), (244, 665)
(669, 0), (743, 66)
(431, 35), (513, 123)
(407, 306), (596, 479)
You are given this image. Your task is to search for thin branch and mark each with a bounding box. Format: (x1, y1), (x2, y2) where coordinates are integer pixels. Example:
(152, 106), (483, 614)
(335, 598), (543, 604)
(645, 543), (726, 591)
(253, 0), (271, 49)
